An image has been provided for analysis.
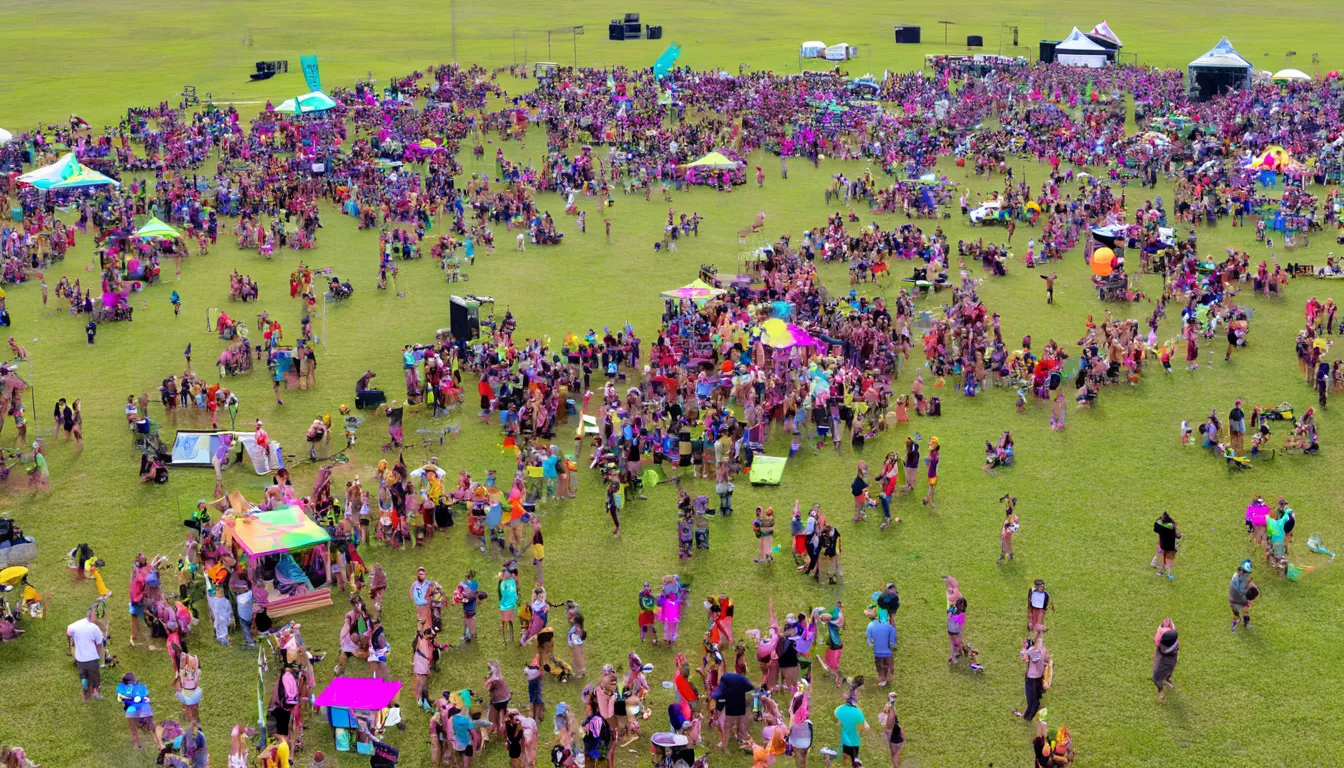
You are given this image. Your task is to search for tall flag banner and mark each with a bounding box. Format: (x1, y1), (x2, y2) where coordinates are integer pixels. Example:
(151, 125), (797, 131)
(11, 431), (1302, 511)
(300, 55), (322, 93)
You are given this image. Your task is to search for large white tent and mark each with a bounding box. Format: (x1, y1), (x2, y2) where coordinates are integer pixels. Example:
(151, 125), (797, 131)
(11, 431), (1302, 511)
(800, 41), (826, 58)
(1055, 27), (1109, 68)
(1187, 37), (1253, 100)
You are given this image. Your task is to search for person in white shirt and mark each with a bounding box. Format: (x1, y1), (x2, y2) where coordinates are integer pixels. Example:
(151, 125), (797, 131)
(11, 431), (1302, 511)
(67, 609), (105, 701)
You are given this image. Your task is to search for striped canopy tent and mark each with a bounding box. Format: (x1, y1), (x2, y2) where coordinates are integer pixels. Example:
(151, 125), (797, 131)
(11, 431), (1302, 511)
(276, 91), (338, 114)
(134, 217), (183, 239)
(18, 153), (119, 190)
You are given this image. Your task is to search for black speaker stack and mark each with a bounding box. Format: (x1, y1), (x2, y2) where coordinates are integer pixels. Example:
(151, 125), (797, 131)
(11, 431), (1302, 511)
(893, 26), (920, 44)
(609, 12), (656, 41)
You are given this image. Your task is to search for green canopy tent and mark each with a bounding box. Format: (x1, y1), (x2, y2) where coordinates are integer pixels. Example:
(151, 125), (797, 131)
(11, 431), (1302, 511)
(276, 91), (339, 115)
(134, 216), (183, 239)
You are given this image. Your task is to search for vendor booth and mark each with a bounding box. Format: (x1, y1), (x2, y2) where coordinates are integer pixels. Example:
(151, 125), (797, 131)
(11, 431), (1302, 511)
(232, 503), (332, 616)
(314, 677), (403, 756)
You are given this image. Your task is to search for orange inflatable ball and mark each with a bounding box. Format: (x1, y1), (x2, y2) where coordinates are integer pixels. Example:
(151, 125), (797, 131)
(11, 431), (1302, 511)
(1091, 247), (1115, 276)
(955, 157), (966, 167)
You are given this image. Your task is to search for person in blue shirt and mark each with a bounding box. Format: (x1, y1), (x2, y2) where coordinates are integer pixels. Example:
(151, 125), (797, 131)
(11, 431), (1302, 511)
(450, 702), (481, 768)
(542, 448), (560, 501)
(865, 615), (898, 687)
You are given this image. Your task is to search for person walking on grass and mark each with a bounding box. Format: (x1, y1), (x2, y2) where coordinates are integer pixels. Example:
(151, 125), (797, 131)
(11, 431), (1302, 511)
(879, 692), (904, 768)
(1152, 618), (1179, 703)
(1013, 635), (1049, 721)
(68, 607), (105, 702)
(921, 437), (939, 508)
(833, 685), (869, 768)
(1229, 559), (1257, 632)
(1026, 580), (1053, 634)
(998, 495), (1018, 564)
(1153, 512), (1180, 580)
(865, 610), (897, 687)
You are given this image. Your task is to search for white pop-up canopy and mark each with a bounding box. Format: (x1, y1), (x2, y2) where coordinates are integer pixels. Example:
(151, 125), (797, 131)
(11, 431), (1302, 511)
(1055, 27), (1109, 68)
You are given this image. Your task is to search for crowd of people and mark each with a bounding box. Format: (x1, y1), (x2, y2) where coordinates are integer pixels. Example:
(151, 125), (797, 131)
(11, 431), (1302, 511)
(0, 44), (1342, 768)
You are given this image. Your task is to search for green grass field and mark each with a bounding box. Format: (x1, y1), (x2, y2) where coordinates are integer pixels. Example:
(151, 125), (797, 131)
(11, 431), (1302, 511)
(3, 2), (1344, 767)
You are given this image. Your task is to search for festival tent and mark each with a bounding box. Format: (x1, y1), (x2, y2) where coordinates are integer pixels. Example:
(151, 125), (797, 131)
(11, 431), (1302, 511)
(681, 151), (741, 170)
(1054, 27), (1109, 68)
(661, 278), (725, 303)
(277, 91), (339, 114)
(1271, 69), (1311, 83)
(17, 153), (119, 190)
(233, 504), (332, 616)
(315, 677), (404, 755)
(1087, 21), (1122, 48)
(134, 216), (183, 239)
(0, 128), (11, 145)
(1188, 37), (1253, 100)
(800, 41), (827, 58)
(233, 506), (330, 558)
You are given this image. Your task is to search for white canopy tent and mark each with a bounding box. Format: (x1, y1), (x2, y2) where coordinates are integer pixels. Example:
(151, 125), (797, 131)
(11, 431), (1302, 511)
(0, 128), (11, 146)
(1055, 27), (1109, 68)
(800, 40), (826, 58)
(1272, 68), (1311, 82)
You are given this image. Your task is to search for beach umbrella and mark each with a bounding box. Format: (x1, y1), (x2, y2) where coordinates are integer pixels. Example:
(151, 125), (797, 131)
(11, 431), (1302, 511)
(134, 216), (183, 239)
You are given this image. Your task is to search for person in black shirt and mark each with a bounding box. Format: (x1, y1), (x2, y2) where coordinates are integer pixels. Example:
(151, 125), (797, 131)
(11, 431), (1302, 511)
(1153, 512), (1180, 580)
(712, 672), (753, 748)
(777, 622), (800, 691)
(1228, 400), (1246, 453)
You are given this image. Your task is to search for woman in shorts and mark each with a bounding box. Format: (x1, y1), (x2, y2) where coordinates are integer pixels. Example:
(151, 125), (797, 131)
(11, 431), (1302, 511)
(880, 692), (904, 767)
